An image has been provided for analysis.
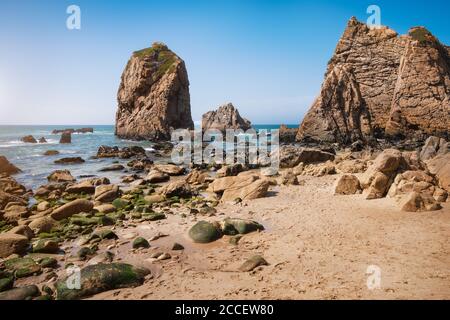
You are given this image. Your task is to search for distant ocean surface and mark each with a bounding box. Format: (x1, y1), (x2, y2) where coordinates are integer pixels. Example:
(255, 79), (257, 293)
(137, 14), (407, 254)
(0, 124), (295, 190)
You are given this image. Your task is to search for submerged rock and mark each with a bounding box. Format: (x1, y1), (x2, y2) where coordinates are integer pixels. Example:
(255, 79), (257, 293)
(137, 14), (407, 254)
(21, 135), (37, 143)
(56, 263), (150, 300)
(54, 157), (85, 165)
(47, 169), (75, 183)
(59, 131), (72, 144)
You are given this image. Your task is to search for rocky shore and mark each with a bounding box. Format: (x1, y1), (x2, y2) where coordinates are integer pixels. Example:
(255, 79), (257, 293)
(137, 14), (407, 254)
(0, 133), (449, 299)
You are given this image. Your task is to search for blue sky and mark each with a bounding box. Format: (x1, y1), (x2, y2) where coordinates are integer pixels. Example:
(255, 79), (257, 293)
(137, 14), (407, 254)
(0, 0), (449, 125)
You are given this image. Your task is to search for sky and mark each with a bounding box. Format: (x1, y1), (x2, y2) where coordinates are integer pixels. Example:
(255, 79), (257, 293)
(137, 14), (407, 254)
(0, 0), (449, 125)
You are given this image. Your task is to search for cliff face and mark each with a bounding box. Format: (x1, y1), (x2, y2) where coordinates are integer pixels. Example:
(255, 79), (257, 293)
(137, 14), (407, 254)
(115, 42), (194, 141)
(297, 17), (450, 144)
(202, 103), (252, 132)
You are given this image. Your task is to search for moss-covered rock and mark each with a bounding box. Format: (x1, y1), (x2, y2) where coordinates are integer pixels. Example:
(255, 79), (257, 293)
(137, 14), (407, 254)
(188, 221), (222, 243)
(0, 285), (39, 300)
(56, 263), (150, 300)
(141, 212), (166, 221)
(38, 257), (58, 268)
(4, 257), (42, 278)
(0, 276), (14, 292)
(132, 237), (150, 249)
(32, 239), (60, 254)
(112, 198), (130, 210)
(221, 218), (264, 235)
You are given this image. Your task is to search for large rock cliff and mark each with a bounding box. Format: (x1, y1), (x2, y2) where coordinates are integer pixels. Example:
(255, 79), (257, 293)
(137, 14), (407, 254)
(297, 17), (450, 145)
(115, 42), (194, 141)
(202, 103), (252, 132)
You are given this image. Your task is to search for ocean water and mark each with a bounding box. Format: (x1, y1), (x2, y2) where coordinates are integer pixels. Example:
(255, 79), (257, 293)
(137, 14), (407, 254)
(0, 124), (295, 191)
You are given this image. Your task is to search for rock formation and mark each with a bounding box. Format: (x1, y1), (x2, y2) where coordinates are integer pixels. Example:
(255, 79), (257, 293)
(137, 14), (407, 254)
(297, 17), (450, 144)
(202, 103), (251, 133)
(115, 42), (194, 141)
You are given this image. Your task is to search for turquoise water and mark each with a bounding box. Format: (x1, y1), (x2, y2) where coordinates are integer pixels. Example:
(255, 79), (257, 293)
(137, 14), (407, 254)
(0, 124), (294, 190)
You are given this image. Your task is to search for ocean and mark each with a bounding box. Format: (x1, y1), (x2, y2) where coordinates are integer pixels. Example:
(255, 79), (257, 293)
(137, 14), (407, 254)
(0, 124), (296, 190)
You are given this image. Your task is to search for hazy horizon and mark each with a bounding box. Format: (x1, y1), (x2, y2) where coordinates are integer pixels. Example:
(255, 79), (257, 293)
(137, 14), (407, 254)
(1, 0), (449, 125)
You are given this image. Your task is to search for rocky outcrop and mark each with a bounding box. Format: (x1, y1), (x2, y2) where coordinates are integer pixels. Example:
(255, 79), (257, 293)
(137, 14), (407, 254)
(115, 42), (194, 141)
(59, 132), (71, 144)
(0, 157), (20, 175)
(297, 17), (450, 144)
(202, 103), (251, 133)
(21, 135), (37, 143)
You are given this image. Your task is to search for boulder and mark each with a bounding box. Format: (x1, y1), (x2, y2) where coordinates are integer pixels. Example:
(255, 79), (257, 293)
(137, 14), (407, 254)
(221, 218), (264, 235)
(334, 174), (361, 195)
(145, 170), (170, 183)
(0, 156), (21, 175)
(66, 180), (96, 194)
(56, 263), (150, 300)
(47, 170), (75, 183)
(238, 255), (269, 272)
(216, 163), (245, 177)
(28, 216), (55, 234)
(38, 137), (47, 143)
(202, 103), (251, 133)
(115, 42), (194, 141)
(21, 135), (37, 143)
(0, 285), (39, 300)
(32, 239), (59, 253)
(94, 204), (116, 214)
(360, 149), (407, 199)
(399, 192), (441, 212)
(0, 233), (29, 258)
(132, 237), (150, 249)
(420, 136), (449, 161)
(43, 150), (60, 156)
(188, 221), (222, 243)
(426, 153), (450, 192)
(59, 131), (71, 144)
(7, 225), (34, 240)
(279, 146), (335, 168)
(158, 180), (192, 198)
(3, 204), (29, 222)
(153, 164), (184, 176)
(50, 199), (94, 220)
(94, 184), (120, 203)
(185, 169), (210, 184)
(208, 174), (270, 201)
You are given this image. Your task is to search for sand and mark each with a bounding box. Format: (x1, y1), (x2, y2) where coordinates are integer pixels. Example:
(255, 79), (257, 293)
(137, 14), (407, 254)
(88, 173), (450, 300)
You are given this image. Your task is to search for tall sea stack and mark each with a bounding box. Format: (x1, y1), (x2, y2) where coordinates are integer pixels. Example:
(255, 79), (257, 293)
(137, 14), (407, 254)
(115, 42), (194, 141)
(297, 17), (450, 144)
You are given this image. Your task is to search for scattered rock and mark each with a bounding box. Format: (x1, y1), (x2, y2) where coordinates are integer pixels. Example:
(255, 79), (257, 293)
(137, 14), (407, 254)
(171, 242), (184, 250)
(221, 218), (264, 235)
(21, 135), (37, 143)
(132, 237), (150, 249)
(54, 157), (85, 165)
(32, 239), (59, 254)
(47, 170), (75, 183)
(56, 263), (150, 300)
(4, 257), (41, 278)
(159, 180), (192, 198)
(43, 150), (59, 156)
(28, 217), (56, 234)
(7, 225), (34, 240)
(94, 184), (120, 203)
(0, 285), (39, 300)
(238, 255), (268, 272)
(0, 233), (29, 258)
(3, 204), (29, 222)
(153, 164), (185, 176)
(94, 204), (116, 214)
(59, 131), (71, 144)
(399, 192), (442, 212)
(145, 170), (170, 183)
(188, 221), (222, 243)
(50, 199), (94, 221)
(334, 174), (361, 195)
